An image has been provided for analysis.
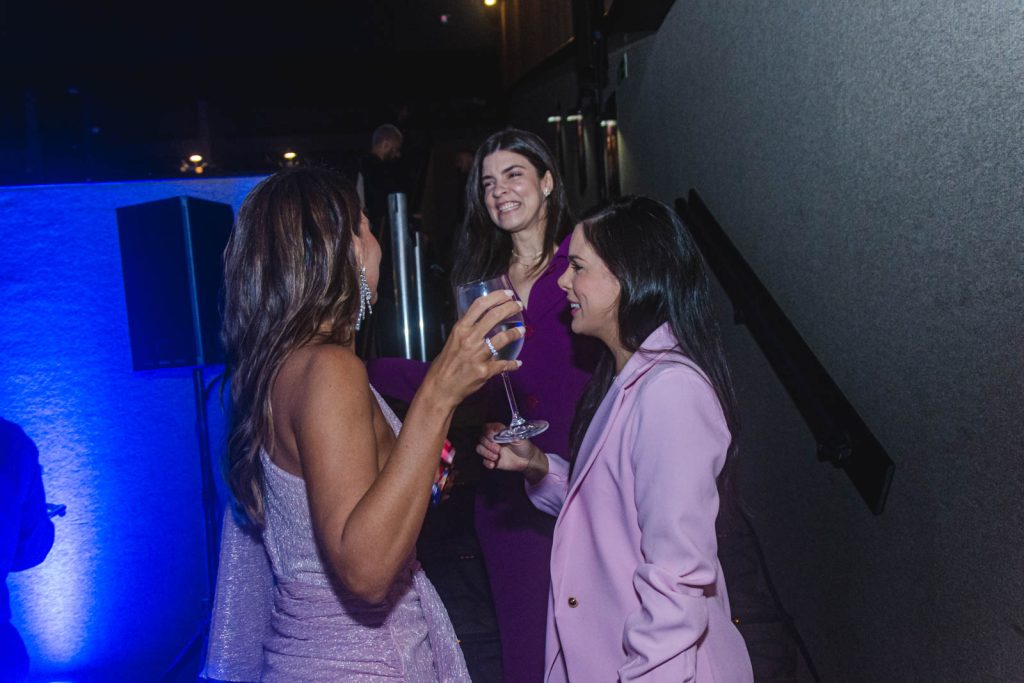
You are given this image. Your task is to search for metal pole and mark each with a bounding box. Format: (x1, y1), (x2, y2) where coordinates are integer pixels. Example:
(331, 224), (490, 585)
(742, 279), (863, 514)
(192, 366), (219, 601)
(413, 232), (428, 360)
(388, 193), (414, 359)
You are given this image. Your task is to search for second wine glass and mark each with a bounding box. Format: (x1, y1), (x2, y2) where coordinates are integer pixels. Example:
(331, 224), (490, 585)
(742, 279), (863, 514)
(455, 274), (549, 444)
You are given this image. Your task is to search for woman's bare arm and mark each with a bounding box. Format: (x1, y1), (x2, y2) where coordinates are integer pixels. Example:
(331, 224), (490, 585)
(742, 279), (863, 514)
(293, 292), (524, 602)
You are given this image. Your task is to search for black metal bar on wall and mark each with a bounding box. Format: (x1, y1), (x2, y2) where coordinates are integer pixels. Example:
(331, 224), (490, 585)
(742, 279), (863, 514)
(677, 190), (894, 514)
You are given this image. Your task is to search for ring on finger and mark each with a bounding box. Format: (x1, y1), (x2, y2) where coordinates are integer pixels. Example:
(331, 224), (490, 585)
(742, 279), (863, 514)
(484, 337), (499, 358)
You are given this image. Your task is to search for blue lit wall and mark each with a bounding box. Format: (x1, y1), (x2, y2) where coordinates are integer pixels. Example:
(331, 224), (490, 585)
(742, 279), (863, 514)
(0, 176), (263, 681)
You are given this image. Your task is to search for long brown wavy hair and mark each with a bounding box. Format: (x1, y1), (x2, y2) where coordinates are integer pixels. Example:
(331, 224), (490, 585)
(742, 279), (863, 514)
(222, 166), (364, 528)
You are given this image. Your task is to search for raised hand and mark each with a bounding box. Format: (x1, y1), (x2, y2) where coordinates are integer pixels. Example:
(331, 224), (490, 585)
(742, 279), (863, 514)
(423, 290), (524, 409)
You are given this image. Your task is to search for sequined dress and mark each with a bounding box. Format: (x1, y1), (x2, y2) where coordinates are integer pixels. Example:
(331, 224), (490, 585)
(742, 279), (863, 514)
(204, 387), (470, 682)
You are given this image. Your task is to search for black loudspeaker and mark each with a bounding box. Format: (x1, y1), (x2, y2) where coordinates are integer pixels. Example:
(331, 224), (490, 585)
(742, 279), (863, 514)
(116, 196), (234, 370)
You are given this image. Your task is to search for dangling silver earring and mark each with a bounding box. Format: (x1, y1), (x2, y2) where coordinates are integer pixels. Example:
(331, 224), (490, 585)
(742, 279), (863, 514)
(355, 266), (373, 331)
(543, 187), (551, 198)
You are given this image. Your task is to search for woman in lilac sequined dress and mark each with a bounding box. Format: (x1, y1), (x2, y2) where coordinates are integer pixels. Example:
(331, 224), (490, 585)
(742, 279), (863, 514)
(204, 166), (524, 682)
(369, 129), (597, 682)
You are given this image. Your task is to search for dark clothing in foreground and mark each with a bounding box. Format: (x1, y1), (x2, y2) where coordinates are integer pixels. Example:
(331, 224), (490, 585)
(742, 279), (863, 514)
(0, 419), (55, 683)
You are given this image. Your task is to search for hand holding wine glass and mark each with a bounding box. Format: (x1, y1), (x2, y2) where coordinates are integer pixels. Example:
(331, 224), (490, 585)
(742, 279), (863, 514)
(423, 289), (524, 410)
(456, 274), (549, 443)
(475, 422), (541, 469)
(476, 422), (550, 485)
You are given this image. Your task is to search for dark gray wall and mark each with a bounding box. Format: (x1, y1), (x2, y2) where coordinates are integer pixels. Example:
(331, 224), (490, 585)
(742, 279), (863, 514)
(511, 3), (1023, 681)
(507, 57), (607, 215)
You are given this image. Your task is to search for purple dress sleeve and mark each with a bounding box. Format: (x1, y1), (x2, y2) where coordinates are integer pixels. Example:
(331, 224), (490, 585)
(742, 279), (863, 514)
(364, 358), (430, 405)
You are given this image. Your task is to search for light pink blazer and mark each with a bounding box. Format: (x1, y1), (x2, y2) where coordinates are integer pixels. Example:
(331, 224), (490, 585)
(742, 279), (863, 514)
(526, 324), (753, 682)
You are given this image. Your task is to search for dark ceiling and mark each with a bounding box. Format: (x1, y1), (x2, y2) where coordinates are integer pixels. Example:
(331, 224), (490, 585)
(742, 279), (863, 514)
(0, 0), (505, 184)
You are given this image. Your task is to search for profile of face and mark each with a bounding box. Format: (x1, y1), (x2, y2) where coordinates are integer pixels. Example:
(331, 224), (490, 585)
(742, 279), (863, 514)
(352, 213), (382, 304)
(481, 150), (553, 236)
(557, 224), (621, 351)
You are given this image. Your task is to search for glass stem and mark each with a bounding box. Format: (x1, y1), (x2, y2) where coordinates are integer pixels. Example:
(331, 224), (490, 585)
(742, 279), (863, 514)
(501, 371), (525, 428)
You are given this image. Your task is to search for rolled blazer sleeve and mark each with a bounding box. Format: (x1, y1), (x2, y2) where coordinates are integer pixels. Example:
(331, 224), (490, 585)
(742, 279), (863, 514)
(524, 452), (571, 517)
(618, 368), (730, 682)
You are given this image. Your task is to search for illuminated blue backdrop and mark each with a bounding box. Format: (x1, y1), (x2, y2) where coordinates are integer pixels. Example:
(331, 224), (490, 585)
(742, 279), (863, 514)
(0, 176), (263, 681)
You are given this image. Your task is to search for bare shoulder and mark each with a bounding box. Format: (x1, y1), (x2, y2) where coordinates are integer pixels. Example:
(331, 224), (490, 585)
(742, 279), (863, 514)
(277, 344), (372, 414)
(294, 343), (366, 379)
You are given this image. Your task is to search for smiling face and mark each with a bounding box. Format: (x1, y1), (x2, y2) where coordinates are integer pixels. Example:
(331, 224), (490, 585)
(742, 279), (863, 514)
(480, 150), (553, 237)
(557, 224), (624, 357)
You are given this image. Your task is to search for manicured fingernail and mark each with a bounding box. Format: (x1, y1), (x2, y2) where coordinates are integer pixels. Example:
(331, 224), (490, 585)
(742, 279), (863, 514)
(503, 289), (514, 297)
(517, 325), (526, 336)
(515, 360), (523, 367)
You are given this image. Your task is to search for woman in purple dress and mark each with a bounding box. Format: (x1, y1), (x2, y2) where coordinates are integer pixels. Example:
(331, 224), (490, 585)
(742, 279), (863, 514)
(369, 129), (596, 682)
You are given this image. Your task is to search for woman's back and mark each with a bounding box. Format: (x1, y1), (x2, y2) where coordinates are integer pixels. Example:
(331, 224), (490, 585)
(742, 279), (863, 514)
(260, 385), (401, 586)
(205, 387), (470, 682)
(257, 389), (451, 681)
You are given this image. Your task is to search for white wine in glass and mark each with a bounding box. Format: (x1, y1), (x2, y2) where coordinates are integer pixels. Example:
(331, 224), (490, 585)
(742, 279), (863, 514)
(455, 274), (549, 444)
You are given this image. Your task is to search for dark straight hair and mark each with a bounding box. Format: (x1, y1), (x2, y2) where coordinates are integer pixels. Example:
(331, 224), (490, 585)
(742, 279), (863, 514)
(567, 195), (739, 469)
(450, 127), (574, 287)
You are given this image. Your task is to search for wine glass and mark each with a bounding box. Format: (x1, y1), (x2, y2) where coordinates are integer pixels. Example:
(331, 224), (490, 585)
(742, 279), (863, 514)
(455, 274), (549, 444)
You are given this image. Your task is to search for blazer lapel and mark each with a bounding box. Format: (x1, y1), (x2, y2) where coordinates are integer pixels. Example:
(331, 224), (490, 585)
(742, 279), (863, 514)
(565, 381), (624, 492)
(561, 324), (681, 507)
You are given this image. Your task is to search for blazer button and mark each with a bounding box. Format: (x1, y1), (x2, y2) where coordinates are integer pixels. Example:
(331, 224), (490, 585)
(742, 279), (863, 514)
(567, 597), (579, 608)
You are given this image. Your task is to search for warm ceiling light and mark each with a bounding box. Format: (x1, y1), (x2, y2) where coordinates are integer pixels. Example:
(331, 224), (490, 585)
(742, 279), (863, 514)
(484, 0), (497, 6)
(181, 154), (208, 174)
(283, 151), (297, 160)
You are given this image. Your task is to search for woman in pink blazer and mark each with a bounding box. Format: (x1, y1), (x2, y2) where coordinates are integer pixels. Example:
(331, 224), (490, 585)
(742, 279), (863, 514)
(478, 196), (754, 682)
